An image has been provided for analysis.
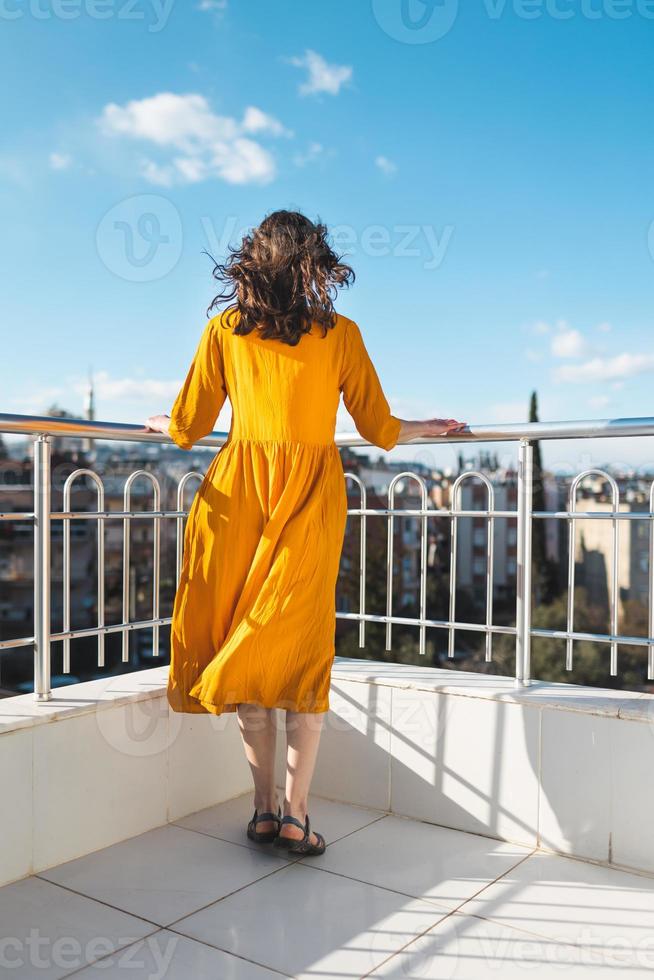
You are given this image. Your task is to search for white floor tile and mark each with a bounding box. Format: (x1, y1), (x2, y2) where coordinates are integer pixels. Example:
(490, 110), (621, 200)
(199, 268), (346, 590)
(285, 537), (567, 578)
(175, 862), (449, 979)
(463, 851), (654, 951)
(0, 876), (156, 980)
(174, 790), (385, 851)
(304, 814), (531, 909)
(369, 911), (654, 977)
(39, 824), (289, 928)
(71, 929), (283, 979)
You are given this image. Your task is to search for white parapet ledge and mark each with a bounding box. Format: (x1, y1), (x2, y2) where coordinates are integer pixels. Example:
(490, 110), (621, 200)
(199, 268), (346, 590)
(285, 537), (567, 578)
(0, 666), (171, 736)
(0, 658), (652, 737)
(330, 657), (654, 722)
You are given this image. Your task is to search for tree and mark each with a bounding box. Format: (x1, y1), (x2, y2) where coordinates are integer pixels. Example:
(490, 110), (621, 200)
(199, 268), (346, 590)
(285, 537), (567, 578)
(529, 391), (561, 602)
(484, 587), (644, 689)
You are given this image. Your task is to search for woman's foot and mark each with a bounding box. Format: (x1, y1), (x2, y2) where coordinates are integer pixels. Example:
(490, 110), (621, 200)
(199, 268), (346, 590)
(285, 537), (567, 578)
(246, 796), (281, 842)
(275, 810), (326, 853)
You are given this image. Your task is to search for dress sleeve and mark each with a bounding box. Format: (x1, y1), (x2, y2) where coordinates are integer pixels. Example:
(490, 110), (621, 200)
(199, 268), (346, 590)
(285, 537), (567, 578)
(339, 318), (402, 452)
(168, 319), (227, 451)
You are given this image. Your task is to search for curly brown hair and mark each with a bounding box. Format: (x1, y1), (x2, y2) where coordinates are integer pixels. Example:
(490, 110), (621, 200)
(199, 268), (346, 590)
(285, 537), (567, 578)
(207, 210), (355, 346)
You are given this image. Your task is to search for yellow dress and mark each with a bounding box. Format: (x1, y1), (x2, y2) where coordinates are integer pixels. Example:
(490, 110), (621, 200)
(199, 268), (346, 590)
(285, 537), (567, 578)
(166, 310), (401, 715)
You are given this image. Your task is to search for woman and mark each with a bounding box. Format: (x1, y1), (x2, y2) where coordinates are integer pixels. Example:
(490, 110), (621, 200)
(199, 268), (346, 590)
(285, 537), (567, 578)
(145, 210), (465, 856)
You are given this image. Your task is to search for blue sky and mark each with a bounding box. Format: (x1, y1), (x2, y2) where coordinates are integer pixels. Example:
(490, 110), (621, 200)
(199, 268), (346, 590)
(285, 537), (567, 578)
(2, 0), (654, 468)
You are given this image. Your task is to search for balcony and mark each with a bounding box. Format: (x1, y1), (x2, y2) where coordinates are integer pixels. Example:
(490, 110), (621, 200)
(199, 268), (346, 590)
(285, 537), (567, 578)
(2, 414), (654, 978)
(2, 662), (654, 978)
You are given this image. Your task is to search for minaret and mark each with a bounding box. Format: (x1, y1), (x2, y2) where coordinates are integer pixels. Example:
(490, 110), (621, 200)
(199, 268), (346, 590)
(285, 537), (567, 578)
(83, 368), (96, 459)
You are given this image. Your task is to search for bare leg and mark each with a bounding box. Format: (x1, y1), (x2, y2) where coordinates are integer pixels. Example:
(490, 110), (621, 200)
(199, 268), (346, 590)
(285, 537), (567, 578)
(280, 709), (325, 845)
(236, 703), (279, 834)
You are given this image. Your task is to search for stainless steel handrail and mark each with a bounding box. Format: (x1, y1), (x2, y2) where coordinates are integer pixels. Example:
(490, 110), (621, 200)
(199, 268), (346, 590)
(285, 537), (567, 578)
(3, 411), (654, 445)
(2, 412), (654, 702)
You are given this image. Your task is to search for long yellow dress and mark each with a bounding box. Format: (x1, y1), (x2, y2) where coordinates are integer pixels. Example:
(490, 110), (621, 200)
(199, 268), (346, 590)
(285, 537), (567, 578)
(166, 310), (401, 715)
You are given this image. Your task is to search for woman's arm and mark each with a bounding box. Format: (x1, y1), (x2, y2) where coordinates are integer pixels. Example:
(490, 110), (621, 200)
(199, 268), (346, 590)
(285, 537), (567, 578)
(339, 319), (467, 449)
(144, 319), (228, 450)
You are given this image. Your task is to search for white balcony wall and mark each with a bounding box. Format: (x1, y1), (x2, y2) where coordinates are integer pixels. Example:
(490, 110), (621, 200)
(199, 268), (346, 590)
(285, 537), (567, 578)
(1, 659), (654, 889)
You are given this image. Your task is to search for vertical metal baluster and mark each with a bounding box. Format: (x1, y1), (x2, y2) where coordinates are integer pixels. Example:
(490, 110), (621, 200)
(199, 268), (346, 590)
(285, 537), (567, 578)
(566, 483), (577, 673)
(516, 440), (533, 687)
(176, 472), (202, 587)
(419, 482), (428, 656)
(386, 482), (395, 652)
(449, 471), (496, 662)
(33, 435), (52, 701)
(62, 470), (105, 670)
(567, 470), (619, 676)
(63, 479), (71, 674)
(649, 482), (654, 681)
(122, 487), (131, 663)
(485, 484), (496, 663)
(448, 479), (460, 660)
(123, 471), (161, 661)
(609, 484), (620, 677)
(97, 486), (105, 667)
(344, 474), (367, 648)
(360, 481), (367, 649)
(152, 480), (161, 657)
(386, 473), (428, 654)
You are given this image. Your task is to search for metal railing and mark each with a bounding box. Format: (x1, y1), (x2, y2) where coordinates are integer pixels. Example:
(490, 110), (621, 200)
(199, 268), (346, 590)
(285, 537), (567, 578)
(2, 411), (654, 701)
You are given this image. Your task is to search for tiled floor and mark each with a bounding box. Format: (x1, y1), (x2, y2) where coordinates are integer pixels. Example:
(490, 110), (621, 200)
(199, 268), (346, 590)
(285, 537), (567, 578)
(3, 791), (654, 979)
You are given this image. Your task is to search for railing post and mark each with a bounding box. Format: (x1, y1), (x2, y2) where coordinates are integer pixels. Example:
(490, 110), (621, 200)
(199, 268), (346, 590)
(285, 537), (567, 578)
(33, 434), (52, 701)
(515, 439), (533, 687)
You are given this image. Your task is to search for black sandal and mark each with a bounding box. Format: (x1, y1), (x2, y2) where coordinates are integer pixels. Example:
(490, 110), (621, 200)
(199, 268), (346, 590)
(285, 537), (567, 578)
(273, 813), (326, 856)
(247, 805), (282, 844)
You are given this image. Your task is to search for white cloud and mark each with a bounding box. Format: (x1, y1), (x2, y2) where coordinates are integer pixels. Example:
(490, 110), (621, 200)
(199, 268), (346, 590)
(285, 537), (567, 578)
(100, 92), (235, 147)
(9, 373), (181, 416)
(550, 323), (588, 359)
(89, 372), (183, 401)
(588, 394), (610, 410)
(49, 152), (72, 171)
(531, 320), (551, 335)
(375, 155), (397, 177)
(555, 352), (654, 384)
(293, 141), (325, 167)
(99, 92), (283, 186)
(597, 321), (612, 333)
(289, 50), (352, 96)
(7, 369), (238, 433)
(9, 385), (69, 411)
(241, 106), (291, 137)
(138, 159), (175, 186)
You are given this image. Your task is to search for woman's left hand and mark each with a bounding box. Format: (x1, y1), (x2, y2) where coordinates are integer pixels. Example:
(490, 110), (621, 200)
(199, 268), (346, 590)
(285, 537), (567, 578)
(144, 414), (171, 436)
